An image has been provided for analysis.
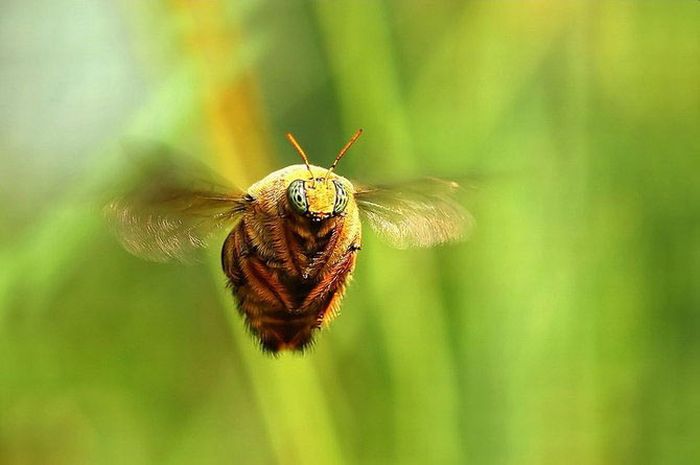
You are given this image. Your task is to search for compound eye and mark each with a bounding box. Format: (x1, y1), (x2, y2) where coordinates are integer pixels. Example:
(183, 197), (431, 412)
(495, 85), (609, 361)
(287, 179), (308, 213)
(333, 181), (349, 214)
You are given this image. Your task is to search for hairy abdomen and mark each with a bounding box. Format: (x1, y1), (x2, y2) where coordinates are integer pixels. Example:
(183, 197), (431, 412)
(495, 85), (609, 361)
(221, 215), (358, 352)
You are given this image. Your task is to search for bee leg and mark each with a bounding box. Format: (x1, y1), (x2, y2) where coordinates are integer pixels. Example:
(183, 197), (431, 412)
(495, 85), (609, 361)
(315, 248), (359, 326)
(302, 240), (359, 312)
(239, 254), (295, 311)
(223, 225), (293, 310)
(221, 226), (252, 287)
(302, 225), (344, 279)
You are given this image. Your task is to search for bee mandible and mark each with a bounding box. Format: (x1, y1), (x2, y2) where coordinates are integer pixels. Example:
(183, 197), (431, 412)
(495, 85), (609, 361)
(106, 130), (471, 352)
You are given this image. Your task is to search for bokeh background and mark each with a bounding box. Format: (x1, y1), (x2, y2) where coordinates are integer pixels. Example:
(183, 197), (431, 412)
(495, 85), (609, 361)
(1, 1), (698, 464)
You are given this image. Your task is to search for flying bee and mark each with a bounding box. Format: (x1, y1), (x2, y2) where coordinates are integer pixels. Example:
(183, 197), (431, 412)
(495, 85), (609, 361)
(105, 130), (471, 352)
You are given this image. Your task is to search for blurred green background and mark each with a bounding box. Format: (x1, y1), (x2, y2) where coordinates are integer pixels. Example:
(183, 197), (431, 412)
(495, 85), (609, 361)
(1, 1), (698, 464)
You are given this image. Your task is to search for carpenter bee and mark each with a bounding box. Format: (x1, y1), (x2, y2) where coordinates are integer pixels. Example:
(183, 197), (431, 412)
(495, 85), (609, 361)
(106, 130), (471, 352)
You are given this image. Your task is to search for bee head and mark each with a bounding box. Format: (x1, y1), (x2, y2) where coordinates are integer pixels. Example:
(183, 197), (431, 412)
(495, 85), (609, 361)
(287, 178), (348, 222)
(284, 129), (361, 222)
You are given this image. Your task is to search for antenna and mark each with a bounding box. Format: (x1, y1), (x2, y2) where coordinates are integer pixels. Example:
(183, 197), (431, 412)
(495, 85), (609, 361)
(326, 128), (363, 180)
(286, 132), (315, 180)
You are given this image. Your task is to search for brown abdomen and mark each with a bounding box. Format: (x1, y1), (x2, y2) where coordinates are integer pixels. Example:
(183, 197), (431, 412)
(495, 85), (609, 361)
(221, 216), (357, 353)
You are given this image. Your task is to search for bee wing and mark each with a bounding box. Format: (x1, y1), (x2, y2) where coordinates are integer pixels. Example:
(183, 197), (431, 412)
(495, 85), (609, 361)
(104, 154), (249, 263)
(354, 178), (473, 249)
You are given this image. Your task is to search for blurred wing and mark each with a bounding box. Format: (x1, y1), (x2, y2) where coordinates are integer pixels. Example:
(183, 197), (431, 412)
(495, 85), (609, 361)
(354, 178), (473, 249)
(104, 156), (249, 263)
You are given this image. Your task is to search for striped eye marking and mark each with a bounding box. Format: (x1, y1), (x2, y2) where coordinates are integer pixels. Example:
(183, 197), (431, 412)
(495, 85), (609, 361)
(333, 181), (348, 214)
(287, 179), (308, 213)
